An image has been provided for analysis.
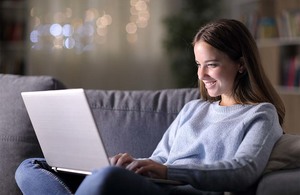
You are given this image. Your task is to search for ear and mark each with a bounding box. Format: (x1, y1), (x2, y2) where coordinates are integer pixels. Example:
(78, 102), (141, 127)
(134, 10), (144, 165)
(238, 57), (245, 73)
(238, 66), (244, 73)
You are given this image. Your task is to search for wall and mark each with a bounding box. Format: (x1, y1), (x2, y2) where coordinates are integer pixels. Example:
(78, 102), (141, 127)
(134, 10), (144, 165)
(26, 0), (180, 90)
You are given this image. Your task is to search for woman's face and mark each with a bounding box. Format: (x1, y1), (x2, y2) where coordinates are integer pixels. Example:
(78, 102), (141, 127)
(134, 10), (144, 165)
(194, 41), (241, 106)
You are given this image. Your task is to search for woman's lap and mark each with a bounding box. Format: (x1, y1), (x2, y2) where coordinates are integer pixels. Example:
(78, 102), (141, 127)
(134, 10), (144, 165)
(15, 158), (168, 195)
(15, 158), (219, 195)
(76, 166), (169, 195)
(15, 158), (85, 194)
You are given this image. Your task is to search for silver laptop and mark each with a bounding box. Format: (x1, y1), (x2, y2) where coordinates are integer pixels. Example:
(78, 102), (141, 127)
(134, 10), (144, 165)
(22, 89), (183, 185)
(22, 88), (110, 175)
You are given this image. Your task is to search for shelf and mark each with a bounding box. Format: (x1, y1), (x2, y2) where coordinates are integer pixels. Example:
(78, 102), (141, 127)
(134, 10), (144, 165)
(0, 1), (26, 22)
(277, 86), (300, 95)
(237, 0), (258, 5)
(237, 0), (300, 134)
(0, 0), (27, 75)
(0, 1), (26, 9)
(257, 37), (300, 47)
(0, 41), (26, 51)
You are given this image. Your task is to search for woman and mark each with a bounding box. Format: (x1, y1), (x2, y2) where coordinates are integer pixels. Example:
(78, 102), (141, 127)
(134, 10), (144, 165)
(15, 19), (285, 195)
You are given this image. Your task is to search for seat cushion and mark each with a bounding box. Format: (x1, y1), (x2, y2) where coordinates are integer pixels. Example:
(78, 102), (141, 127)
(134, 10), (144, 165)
(0, 74), (66, 195)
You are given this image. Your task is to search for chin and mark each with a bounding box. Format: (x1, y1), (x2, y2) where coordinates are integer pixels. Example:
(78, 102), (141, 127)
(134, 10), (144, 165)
(207, 92), (220, 98)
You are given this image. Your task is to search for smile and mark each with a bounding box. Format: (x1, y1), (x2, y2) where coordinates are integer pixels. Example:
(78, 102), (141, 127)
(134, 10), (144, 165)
(204, 81), (216, 89)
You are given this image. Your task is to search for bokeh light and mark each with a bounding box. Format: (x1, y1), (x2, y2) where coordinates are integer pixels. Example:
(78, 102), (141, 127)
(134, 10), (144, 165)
(29, 1), (150, 51)
(50, 23), (62, 36)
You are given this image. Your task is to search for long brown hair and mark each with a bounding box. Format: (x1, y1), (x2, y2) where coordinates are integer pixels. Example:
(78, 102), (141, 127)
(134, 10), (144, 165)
(193, 19), (285, 126)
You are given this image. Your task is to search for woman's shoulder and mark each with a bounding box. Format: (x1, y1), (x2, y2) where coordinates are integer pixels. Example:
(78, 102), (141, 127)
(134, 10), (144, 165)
(182, 100), (277, 116)
(250, 102), (277, 113)
(244, 102), (279, 123)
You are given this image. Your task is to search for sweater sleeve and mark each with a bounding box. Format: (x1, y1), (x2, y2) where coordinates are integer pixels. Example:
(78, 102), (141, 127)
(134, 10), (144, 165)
(148, 107), (183, 163)
(167, 103), (283, 192)
(149, 100), (198, 163)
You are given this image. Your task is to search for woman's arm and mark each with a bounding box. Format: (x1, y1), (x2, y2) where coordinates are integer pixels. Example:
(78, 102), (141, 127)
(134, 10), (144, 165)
(167, 103), (283, 192)
(149, 100), (204, 164)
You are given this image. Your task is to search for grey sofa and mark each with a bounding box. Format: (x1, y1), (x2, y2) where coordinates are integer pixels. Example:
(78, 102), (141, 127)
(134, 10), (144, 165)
(1, 74), (300, 195)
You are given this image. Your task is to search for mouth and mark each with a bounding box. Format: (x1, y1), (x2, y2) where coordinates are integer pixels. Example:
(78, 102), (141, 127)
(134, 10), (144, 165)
(203, 81), (216, 89)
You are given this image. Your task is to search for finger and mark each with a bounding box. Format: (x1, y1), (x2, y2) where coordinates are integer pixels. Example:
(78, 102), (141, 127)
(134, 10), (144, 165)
(135, 163), (167, 179)
(135, 164), (153, 175)
(125, 159), (151, 171)
(125, 160), (141, 171)
(116, 153), (134, 167)
(109, 153), (123, 165)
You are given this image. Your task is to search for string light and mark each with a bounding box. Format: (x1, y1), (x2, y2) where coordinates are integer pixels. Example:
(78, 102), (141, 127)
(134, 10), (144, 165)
(29, 1), (151, 51)
(29, 6), (113, 52)
(126, 0), (150, 43)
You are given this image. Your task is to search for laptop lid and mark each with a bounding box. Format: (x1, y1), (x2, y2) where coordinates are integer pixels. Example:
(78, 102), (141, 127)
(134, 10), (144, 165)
(21, 89), (110, 175)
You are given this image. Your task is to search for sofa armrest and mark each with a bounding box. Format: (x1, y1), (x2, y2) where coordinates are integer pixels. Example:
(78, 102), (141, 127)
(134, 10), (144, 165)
(257, 168), (300, 195)
(0, 74), (66, 195)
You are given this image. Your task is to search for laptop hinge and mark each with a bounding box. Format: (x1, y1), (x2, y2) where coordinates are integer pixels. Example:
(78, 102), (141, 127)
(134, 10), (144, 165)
(52, 167), (92, 175)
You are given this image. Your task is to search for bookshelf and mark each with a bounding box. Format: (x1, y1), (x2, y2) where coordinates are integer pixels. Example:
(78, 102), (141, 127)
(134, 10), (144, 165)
(238, 0), (300, 134)
(0, 0), (27, 74)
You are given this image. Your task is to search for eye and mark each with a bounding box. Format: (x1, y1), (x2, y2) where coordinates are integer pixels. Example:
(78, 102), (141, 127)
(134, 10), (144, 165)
(195, 63), (201, 68)
(207, 63), (218, 68)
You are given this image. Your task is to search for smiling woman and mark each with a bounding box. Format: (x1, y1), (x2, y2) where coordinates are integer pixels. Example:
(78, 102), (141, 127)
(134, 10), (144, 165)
(194, 41), (241, 106)
(193, 19), (285, 125)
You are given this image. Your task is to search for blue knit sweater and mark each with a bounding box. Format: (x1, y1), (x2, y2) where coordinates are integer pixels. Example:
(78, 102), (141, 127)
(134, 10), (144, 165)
(149, 99), (283, 192)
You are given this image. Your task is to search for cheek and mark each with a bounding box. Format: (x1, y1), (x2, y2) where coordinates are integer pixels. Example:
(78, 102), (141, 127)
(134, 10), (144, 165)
(210, 69), (223, 80)
(216, 69), (237, 85)
(221, 71), (238, 88)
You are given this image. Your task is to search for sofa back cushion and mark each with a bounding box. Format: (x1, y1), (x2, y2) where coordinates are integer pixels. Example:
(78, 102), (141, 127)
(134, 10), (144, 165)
(85, 89), (200, 158)
(0, 74), (66, 195)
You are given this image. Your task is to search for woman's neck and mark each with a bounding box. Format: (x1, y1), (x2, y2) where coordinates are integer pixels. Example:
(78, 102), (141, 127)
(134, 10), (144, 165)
(219, 96), (238, 106)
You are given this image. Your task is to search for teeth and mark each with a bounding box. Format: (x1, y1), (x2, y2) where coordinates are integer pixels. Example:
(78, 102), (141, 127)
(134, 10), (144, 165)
(204, 81), (216, 87)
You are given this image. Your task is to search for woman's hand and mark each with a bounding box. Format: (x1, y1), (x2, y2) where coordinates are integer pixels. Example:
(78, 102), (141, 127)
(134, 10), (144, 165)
(110, 153), (167, 179)
(109, 153), (134, 167)
(126, 159), (167, 179)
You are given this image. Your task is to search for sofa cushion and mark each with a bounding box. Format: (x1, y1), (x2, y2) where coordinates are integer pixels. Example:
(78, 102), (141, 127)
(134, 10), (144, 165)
(0, 74), (66, 195)
(85, 88), (200, 158)
(264, 134), (300, 174)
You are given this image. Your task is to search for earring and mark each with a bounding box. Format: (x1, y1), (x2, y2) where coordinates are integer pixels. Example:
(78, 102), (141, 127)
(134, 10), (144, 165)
(238, 66), (245, 73)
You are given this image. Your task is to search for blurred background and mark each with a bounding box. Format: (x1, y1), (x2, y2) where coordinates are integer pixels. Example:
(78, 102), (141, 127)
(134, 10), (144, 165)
(2, 0), (300, 133)
(2, 0), (299, 91)
(0, 0), (234, 90)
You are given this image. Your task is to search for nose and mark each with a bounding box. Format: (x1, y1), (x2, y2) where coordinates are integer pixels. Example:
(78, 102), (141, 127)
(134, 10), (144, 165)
(197, 66), (206, 80)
